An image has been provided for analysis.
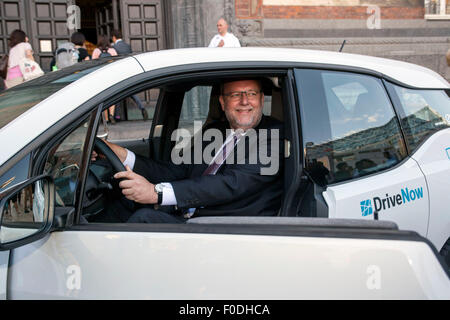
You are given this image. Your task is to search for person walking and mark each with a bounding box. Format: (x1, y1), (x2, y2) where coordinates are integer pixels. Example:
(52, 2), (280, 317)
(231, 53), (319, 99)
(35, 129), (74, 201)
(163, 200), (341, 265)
(112, 29), (132, 55)
(112, 29), (148, 120)
(51, 31), (90, 71)
(208, 18), (241, 48)
(92, 35), (118, 123)
(92, 34), (118, 59)
(5, 29), (35, 88)
(71, 32), (91, 62)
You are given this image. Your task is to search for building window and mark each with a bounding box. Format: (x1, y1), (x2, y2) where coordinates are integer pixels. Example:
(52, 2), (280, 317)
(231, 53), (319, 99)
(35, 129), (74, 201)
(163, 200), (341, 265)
(425, 0), (450, 20)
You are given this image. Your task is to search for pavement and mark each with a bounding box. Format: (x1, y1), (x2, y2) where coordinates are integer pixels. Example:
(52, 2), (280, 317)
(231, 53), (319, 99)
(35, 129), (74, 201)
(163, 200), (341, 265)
(100, 119), (153, 141)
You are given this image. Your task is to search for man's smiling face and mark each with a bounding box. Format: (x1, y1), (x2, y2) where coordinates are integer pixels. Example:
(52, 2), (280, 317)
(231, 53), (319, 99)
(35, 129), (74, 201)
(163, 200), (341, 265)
(219, 80), (264, 131)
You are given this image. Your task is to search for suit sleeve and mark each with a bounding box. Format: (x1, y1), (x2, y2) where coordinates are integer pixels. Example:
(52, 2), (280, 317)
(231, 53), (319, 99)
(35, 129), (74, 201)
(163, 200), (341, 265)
(133, 155), (191, 184)
(171, 164), (280, 208)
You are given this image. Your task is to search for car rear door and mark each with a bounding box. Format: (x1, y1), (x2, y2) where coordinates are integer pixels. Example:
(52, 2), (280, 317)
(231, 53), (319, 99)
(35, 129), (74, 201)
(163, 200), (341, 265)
(294, 69), (429, 237)
(385, 83), (450, 252)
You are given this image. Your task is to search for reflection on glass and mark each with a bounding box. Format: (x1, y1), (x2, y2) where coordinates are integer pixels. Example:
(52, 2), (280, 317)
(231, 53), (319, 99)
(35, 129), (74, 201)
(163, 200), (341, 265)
(0, 180), (48, 244)
(298, 70), (407, 186)
(44, 119), (90, 207)
(393, 86), (450, 152)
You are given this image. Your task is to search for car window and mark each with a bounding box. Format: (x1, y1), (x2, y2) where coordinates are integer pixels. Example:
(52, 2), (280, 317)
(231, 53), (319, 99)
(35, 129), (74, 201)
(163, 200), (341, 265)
(44, 116), (92, 207)
(0, 154), (31, 193)
(179, 86), (211, 134)
(390, 85), (450, 152)
(125, 88), (159, 121)
(0, 58), (122, 131)
(295, 69), (407, 186)
(326, 79), (368, 112)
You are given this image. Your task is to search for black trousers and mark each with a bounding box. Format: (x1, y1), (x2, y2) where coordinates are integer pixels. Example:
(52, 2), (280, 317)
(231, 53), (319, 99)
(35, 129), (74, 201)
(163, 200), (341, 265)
(128, 207), (187, 223)
(91, 195), (187, 224)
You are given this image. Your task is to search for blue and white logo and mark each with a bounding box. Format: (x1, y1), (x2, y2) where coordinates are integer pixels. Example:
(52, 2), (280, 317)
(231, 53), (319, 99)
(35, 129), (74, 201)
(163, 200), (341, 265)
(360, 186), (424, 216)
(360, 199), (373, 217)
(446, 147), (450, 160)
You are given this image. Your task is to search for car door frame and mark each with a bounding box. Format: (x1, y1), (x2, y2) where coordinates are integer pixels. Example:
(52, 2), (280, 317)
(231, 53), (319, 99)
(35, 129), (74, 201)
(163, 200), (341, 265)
(66, 65), (302, 225)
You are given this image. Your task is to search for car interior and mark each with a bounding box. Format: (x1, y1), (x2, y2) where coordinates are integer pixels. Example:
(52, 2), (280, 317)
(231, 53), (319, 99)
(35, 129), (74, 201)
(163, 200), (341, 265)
(76, 74), (293, 223)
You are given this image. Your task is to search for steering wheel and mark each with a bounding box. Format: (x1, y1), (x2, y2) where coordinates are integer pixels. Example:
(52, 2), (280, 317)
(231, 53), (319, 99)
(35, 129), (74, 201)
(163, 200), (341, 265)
(93, 137), (126, 173)
(82, 138), (130, 219)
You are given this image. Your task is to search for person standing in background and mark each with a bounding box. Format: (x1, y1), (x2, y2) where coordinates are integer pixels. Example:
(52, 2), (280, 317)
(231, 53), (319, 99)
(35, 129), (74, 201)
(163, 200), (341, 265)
(93, 35), (118, 123)
(5, 29), (34, 88)
(50, 31), (90, 71)
(208, 18), (241, 48)
(112, 29), (148, 121)
(92, 34), (118, 59)
(112, 29), (132, 55)
(71, 32), (91, 62)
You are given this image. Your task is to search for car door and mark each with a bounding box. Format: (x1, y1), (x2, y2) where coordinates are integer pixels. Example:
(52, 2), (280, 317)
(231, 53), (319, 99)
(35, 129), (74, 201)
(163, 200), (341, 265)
(4, 75), (214, 299)
(385, 82), (450, 252)
(294, 69), (430, 237)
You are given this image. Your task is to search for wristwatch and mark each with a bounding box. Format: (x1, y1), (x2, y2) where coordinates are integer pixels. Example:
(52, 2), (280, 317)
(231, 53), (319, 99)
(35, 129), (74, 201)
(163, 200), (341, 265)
(154, 184), (163, 205)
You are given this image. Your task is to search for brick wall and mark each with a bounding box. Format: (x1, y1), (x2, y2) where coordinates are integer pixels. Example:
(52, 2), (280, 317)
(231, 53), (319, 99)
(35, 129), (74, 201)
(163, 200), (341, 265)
(236, 0), (425, 20)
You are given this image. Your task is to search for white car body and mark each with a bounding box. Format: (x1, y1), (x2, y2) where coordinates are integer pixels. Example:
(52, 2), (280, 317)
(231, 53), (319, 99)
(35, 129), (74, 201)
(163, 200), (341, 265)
(0, 48), (449, 299)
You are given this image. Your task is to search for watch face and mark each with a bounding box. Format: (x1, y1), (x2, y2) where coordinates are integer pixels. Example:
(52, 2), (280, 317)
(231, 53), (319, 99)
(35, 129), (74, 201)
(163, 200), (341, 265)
(155, 184), (163, 193)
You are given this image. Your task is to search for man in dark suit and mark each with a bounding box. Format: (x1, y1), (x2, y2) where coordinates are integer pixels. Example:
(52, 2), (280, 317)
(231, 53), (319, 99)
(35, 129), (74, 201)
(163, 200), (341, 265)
(102, 79), (283, 223)
(112, 29), (132, 55)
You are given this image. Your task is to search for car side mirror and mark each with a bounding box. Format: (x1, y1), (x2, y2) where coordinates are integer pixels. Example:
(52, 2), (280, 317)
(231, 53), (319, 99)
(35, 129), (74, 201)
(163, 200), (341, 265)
(0, 175), (54, 250)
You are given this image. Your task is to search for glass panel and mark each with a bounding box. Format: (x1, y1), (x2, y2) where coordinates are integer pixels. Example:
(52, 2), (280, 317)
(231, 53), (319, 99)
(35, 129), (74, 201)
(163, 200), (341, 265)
(40, 39), (52, 53)
(392, 86), (450, 152)
(0, 179), (49, 244)
(0, 154), (30, 193)
(296, 69), (407, 186)
(0, 58), (121, 130)
(44, 116), (92, 207)
(179, 86), (211, 135)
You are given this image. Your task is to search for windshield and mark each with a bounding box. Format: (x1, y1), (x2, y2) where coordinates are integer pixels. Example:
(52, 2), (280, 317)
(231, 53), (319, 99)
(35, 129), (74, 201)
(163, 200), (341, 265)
(0, 56), (125, 130)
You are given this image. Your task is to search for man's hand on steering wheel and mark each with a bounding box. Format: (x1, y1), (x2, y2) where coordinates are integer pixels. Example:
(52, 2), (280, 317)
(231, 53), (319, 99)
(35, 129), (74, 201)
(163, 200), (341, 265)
(92, 138), (157, 204)
(93, 138), (127, 173)
(114, 166), (158, 204)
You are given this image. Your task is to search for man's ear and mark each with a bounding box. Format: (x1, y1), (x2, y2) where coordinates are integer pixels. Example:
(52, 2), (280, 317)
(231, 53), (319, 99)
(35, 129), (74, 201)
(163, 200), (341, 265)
(219, 95), (225, 111)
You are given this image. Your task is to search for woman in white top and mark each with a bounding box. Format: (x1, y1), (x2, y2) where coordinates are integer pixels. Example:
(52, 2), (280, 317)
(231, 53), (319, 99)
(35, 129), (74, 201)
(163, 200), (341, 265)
(92, 35), (118, 123)
(6, 29), (34, 89)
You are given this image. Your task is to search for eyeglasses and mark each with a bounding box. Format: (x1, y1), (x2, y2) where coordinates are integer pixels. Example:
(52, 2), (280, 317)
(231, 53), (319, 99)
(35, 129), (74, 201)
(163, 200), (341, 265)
(223, 90), (261, 101)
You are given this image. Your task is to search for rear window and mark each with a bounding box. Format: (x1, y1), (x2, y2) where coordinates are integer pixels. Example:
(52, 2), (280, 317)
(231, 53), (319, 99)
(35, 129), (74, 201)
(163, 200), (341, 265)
(388, 84), (450, 152)
(295, 69), (407, 186)
(0, 57), (123, 130)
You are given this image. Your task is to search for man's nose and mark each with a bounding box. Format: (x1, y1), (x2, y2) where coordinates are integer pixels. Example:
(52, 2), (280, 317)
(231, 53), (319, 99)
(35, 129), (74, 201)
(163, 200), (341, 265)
(239, 92), (249, 105)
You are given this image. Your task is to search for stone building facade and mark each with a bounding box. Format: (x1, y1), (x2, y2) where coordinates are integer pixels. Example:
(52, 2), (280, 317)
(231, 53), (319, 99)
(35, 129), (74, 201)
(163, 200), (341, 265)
(230, 0), (450, 81)
(0, 0), (449, 80)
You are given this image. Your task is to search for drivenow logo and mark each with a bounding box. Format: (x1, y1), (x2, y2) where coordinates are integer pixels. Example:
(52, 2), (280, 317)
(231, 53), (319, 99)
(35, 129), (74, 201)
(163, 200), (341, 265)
(360, 186), (424, 216)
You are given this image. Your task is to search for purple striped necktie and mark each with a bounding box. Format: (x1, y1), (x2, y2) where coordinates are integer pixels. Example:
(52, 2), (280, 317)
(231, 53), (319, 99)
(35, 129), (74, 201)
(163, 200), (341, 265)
(203, 133), (239, 176)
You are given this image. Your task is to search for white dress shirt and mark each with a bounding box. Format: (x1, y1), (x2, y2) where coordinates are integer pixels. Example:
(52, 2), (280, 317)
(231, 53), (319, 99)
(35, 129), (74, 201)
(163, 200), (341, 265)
(208, 32), (241, 48)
